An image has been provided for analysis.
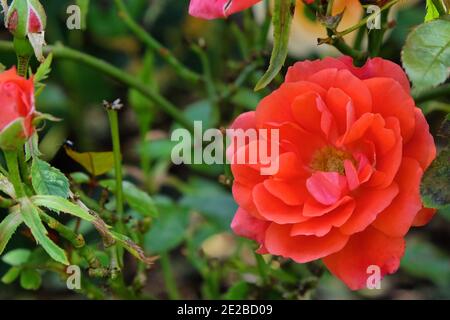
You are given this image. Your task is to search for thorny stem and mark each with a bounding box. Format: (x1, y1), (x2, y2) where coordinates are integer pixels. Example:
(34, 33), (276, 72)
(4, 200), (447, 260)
(192, 44), (219, 108)
(0, 162), (8, 176)
(75, 188), (114, 221)
(325, 29), (366, 63)
(17, 147), (29, 186)
(105, 102), (126, 269)
(353, 12), (367, 51)
(0, 195), (15, 208)
(368, 9), (390, 57)
(17, 55), (30, 78)
(13, 37), (33, 78)
(0, 41), (195, 132)
(40, 211), (85, 248)
(257, 0), (271, 51)
(39, 211), (104, 271)
(113, 0), (201, 84)
(160, 252), (181, 300)
(254, 252), (269, 285)
(105, 106), (125, 225)
(320, 0), (399, 44)
(431, 0), (448, 15)
(413, 83), (450, 104)
(326, 0), (334, 16)
(218, 61), (261, 102)
(4, 150), (25, 198)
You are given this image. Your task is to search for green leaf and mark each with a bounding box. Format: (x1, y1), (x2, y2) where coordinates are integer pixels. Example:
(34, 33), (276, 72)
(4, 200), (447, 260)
(100, 180), (158, 217)
(1, 266), (22, 284)
(425, 0), (440, 22)
(70, 172), (90, 184)
(19, 198), (69, 265)
(182, 100), (219, 129)
(109, 231), (157, 265)
(31, 158), (70, 199)
(31, 195), (95, 222)
(0, 207), (23, 255)
(255, 0), (295, 91)
(144, 198), (189, 254)
(0, 172), (16, 199)
(402, 19), (450, 90)
(180, 178), (237, 230)
(402, 237), (450, 287)
(25, 132), (42, 162)
(420, 101), (450, 115)
(139, 139), (178, 161)
(20, 269), (42, 290)
(65, 147), (114, 177)
(34, 53), (53, 97)
(34, 53), (53, 84)
(231, 88), (261, 111)
(224, 281), (250, 300)
(421, 148), (450, 210)
(128, 50), (157, 134)
(0, 119), (27, 151)
(421, 117), (449, 211)
(76, 0), (89, 30)
(2, 248), (30, 266)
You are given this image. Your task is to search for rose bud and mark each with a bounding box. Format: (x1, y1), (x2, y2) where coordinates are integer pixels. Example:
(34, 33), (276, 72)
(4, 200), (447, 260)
(189, 0), (315, 20)
(3, 0), (47, 62)
(0, 67), (37, 151)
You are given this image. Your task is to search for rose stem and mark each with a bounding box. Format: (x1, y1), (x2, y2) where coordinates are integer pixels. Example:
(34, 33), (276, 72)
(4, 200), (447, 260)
(160, 252), (181, 300)
(3, 150), (25, 198)
(113, 0), (201, 84)
(0, 40), (195, 133)
(105, 102), (127, 274)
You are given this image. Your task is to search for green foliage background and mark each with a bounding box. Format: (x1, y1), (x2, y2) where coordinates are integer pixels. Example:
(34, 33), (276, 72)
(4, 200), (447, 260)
(0, 0), (448, 299)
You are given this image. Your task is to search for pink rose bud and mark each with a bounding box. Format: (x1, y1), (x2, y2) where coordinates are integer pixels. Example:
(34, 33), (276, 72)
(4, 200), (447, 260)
(3, 0), (47, 61)
(0, 67), (36, 151)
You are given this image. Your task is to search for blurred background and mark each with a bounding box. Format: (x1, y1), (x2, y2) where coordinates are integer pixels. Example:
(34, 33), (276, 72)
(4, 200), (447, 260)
(0, 0), (448, 299)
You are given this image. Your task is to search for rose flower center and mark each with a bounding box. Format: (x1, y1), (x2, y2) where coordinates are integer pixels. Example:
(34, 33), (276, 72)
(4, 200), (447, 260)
(310, 146), (354, 175)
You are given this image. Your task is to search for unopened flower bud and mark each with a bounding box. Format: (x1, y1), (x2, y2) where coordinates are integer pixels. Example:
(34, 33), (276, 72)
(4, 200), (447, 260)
(0, 67), (36, 151)
(4, 0), (47, 62)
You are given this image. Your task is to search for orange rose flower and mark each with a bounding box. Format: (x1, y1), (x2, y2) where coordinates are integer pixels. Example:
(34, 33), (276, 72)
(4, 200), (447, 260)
(229, 56), (436, 290)
(0, 67), (36, 150)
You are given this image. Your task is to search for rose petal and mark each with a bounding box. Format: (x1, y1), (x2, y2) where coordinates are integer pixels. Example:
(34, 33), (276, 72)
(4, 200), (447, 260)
(267, 122), (326, 164)
(291, 199), (355, 237)
(372, 157), (423, 237)
(326, 87), (355, 136)
(365, 78), (416, 142)
(323, 226), (405, 290)
(285, 57), (349, 82)
(231, 208), (269, 244)
(303, 195), (353, 217)
(306, 172), (347, 206)
(339, 56), (411, 94)
(412, 207), (437, 227)
(264, 177), (309, 206)
(366, 118), (402, 189)
(265, 224), (349, 263)
(403, 108), (436, 171)
(189, 0), (261, 19)
(339, 183), (399, 235)
(229, 111), (256, 130)
(308, 69), (372, 117)
(255, 82), (326, 127)
(344, 159), (359, 191)
(253, 183), (307, 224)
(232, 182), (262, 219)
